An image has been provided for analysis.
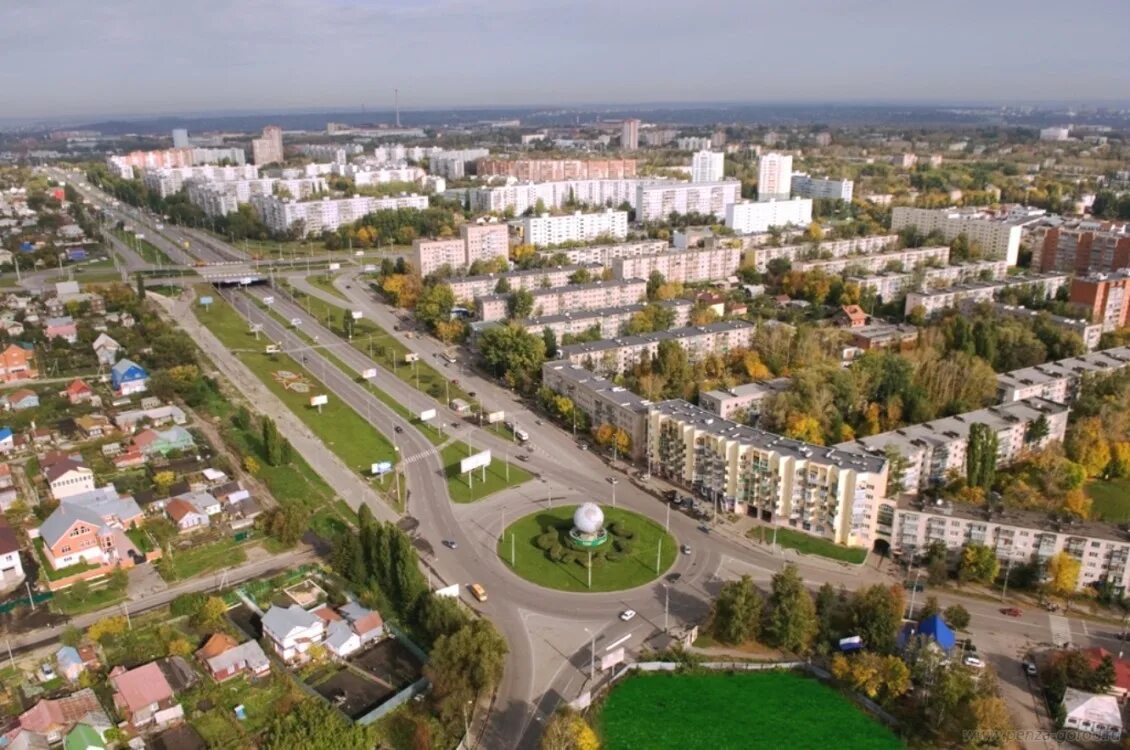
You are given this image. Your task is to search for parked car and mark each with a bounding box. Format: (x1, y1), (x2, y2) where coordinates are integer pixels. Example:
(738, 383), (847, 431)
(1023, 660), (1038, 676)
(38, 664), (55, 682)
(394, 425), (403, 434)
(962, 655), (985, 669)
(443, 539), (458, 550)
(681, 544), (692, 555)
(666, 573), (682, 583)
(903, 580), (925, 592)
(619, 609), (636, 622)
(516, 454), (529, 462)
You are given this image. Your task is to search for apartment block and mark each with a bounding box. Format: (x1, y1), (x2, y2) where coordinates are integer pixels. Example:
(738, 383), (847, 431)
(725, 199), (813, 234)
(541, 362), (651, 459)
(838, 398), (1068, 496)
(699, 378), (791, 420)
(891, 500), (1130, 593)
(691, 151), (725, 183)
(476, 278), (646, 322)
(792, 245), (949, 275)
(649, 400), (888, 547)
(743, 234), (899, 272)
(410, 239), (465, 277)
(446, 265), (585, 302)
(963, 300), (1103, 352)
(558, 321), (755, 375)
(757, 153), (793, 201)
(476, 159), (638, 181)
(251, 125), (284, 166)
(141, 165), (260, 198)
(612, 246), (743, 284)
(1031, 220), (1130, 273)
(538, 240), (669, 266)
(904, 274), (1070, 317)
(996, 346), (1130, 404)
(519, 299), (692, 340)
(621, 119), (640, 151)
(106, 147), (246, 178)
(250, 194), (427, 236)
(467, 179), (644, 214)
(1069, 270), (1130, 332)
(186, 177), (326, 217)
(891, 205), (1046, 265)
(790, 174), (854, 201)
(635, 181), (742, 221)
(462, 223), (510, 268)
(849, 259), (1009, 301)
(519, 210), (628, 247)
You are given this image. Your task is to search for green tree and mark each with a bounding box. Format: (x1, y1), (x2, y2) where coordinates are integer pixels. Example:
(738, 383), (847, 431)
(416, 283), (455, 331)
(763, 564), (817, 655)
(943, 604), (970, 630)
(958, 543), (999, 584)
(193, 596), (229, 629)
(646, 270), (666, 301)
(1026, 414), (1050, 444)
(849, 585), (904, 654)
(507, 289), (535, 320)
(477, 323), (547, 392)
(425, 620), (508, 724)
(542, 327), (558, 360)
(966, 422), (998, 491)
(711, 574), (764, 644)
(261, 698), (373, 750)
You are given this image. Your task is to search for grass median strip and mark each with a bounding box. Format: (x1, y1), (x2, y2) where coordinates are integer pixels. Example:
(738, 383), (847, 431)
(111, 228), (173, 265)
(441, 439), (532, 503)
(745, 525), (868, 564)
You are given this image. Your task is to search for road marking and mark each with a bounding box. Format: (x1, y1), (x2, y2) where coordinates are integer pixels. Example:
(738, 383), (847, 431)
(1082, 619), (1089, 637)
(403, 449), (437, 465)
(1049, 614), (1072, 647)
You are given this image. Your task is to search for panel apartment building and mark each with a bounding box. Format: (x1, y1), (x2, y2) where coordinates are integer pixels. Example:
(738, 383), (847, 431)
(612, 246), (743, 284)
(790, 174), (854, 201)
(476, 159), (638, 180)
(187, 177), (327, 217)
(519, 210), (628, 247)
(467, 180), (643, 215)
(791, 245), (950, 275)
(518, 299), (692, 341)
(743, 234), (900, 272)
(699, 378), (792, 421)
(996, 345), (1130, 404)
(634, 181), (743, 222)
(837, 398), (1068, 496)
(476, 278), (646, 322)
(557, 321), (755, 375)
(904, 273), (1070, 317)
(649, 400), (888, 547)
(1069, 269), (1130, 332)
(445, 264), (596, 302)
(1031, 219), (1130, 273)
(849, 259), (1009, 302)
(250, 193), (428, 236)
(539, 240), (669, 266)
(141, 165), (260, 198)
(725, 199), (813, 234)
(410, 223), (509, 277)
(891, 206), (1047, 266)
(541, 362), (651, 459)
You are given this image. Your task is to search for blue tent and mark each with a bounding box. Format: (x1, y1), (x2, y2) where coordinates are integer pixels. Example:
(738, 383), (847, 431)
(900, 613), (956, 652)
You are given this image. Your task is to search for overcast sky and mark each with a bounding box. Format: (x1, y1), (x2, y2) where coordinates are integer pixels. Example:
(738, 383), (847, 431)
(2, 0), (1128, 118)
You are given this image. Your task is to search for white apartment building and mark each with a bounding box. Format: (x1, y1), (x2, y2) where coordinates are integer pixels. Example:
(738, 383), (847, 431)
(699, 378), (792, 421)
(790, 174), (854, 201)
(849, 259), (1009, 301)
(891, 206), (1047, 266)
(621, 119), (640, 151)
(476, 278), (646, 322)
(469, 180), (644, 215)
(410, 222), (509, 277)
(186, 177), (327, 217)
(106, 147), (246, 179)
(411, 239), (465, 277)
(677, 137), (712, 151)
(446, 265), (584, 302)
(757, 153), (793, 201)
(251, 126), (284, 166)
(140, 165), (260, 197)
(296, 143), (363, 163)
(538, 240), (669, 266)
(251, 193), (427, 236)
(792, 245), (950, 275)
(996, 346), (1130, 404)
(691, 150), (725, 183)
(519, 299), (692, 340)
(904, 273), (1070, 317)
(612, 246), (742, 284)
(336, 165), (425, 186)
(558, 321), (755, 375)
(743, 234), (899, 272)
(519, 210), (628, 247)
(1040, 126), (1071, 142)
(635, 181), (742, 221)
(650, 400), (888, 547)
(725, 199), (813, 234)
(541, 362), (651, 459)
(838, 398), (1068, 496)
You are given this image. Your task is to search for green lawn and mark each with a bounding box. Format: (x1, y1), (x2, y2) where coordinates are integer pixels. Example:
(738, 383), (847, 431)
(598, 671), (901, 750)
(442, 440), (532, 503)
(157, 537), (248, 582)
(1087, 477), (1130, 522)
(498, 506), (676, 592)
(746, 525), (868, 564)
(184, 674), (293, 747)
(52, 578), (127, 615)
(33, 538), (99, 582)
(111, 228), (173, 265)
(306, 274), (350, 301)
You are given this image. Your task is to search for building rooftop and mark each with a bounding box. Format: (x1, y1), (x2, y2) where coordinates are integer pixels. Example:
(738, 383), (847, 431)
(701, 378), (792, 403)
(521, 298), (691, 328)
(542, 362), (652, 414)
(475, 277), (646, 304)
(997, 346), (1130, 391)
(559, 320), (755, 358)
(896, 494), (1130, 544)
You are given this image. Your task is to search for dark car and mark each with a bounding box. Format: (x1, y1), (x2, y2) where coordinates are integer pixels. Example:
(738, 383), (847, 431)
(394, 426), (403, 433)
(666, 573), (682, 583)
(442, 539), (458, 550)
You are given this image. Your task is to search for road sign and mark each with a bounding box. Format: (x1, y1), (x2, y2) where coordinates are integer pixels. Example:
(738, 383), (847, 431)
(371, 461), (392, 476)
(199, 296), (214, 306)
(418, 408), (437, 421)
(486, 411), (505, 424)
(362, 368), (377, 378)
(460, 450), (491, 474)
(351, 310), (363, 320)
(263, 296), (275, 305)
(309, 395), (328, 407)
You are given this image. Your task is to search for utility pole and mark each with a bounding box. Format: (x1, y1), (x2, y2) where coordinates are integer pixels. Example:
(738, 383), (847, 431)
(511, 533), (515, 567)
(905, 569), (923, 619)
(1000, 555), (1015, 603)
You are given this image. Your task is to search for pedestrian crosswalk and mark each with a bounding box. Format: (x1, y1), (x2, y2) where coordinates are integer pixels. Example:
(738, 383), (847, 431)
(1048, 614), (1073, 647)
(402, 449), (437, 466)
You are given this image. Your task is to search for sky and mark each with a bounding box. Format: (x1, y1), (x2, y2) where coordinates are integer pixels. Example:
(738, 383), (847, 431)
(2, 0), (1129, 119)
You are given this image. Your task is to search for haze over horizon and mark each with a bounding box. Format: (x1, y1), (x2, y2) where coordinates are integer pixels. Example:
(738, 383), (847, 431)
(2, 0), (1129, 120)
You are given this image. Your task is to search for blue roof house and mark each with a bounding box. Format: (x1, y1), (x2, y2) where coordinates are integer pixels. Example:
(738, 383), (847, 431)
(898, 613), (956, 653)
(110, 359), (148, 397)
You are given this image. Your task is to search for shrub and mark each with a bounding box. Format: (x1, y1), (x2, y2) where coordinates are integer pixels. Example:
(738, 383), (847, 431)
(535, 532), (558, 551)
(169, 592), (206, 618)
(608, 523), (626, 537)
(605, 552), (623, 562)
(548, 544), (566, 562)
(614, 539), (633, 554)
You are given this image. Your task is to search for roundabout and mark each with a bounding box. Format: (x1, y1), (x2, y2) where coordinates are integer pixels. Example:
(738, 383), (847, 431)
(497, 504), (677, 592)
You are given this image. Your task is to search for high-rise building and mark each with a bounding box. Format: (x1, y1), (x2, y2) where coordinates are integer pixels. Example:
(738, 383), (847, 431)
(790, 174), (854, 201)
(724, 198), (812, 234)
(171, 128), (189, 148)
(1070, 270), (1130, 332)
(1031, 219), (1130, 273)
(757, 153), (792, 201)
(251, 125), (284, 166)
(890, 205), (1046, 266)
(691, 150), (725, 183)
(621, 119), (640, 151)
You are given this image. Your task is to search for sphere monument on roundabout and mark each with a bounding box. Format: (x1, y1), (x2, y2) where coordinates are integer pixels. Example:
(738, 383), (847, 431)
(568, 502), (609, 548)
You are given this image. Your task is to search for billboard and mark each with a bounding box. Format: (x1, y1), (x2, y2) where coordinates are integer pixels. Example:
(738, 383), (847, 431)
(351, 310), (363, 320)
(263, 296), (275, 305)
(309, 395), (328, 407)
(600, 648), (625, 671)
(290, 318), (302, 326)
(328, 262), (341, 271)
(418, 408), (437, 421)
(362, 368), (378, 379)
(199, 296), (214, 306)
(371, 461), (393, 476)
(435, 583), (460, 599)
(486, 411), (505, 424)
(404, 352), (419, 363)
(460, 450), (491, 474)
(265, 344), (280, 354)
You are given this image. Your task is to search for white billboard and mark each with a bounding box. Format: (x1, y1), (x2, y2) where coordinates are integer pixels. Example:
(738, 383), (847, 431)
(362, 368), (378, 379)
(486, 411), (505, 424)
(418, 408), (436, 421)
(601, 648), (625, 671)
(328, 262), (341, 271)
(351, 310), (363, 320)
(309, 395), (328, 407)
(265, 344), (280, 354)
(371, 461), (392, 475)
(460, 450), (491, 474)
(263, 295), (275, 305)
(404, 352), (419, 363)
(435, 583), (460, 599)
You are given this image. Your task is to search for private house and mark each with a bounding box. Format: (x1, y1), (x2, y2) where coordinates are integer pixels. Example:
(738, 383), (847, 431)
(0, 463), (18, 510)
(19, 688), (103, 743)
(63, 723), (107, 750)
(109, 662), (184, 731)
(195, 633), (270, 682)
(55, 646), (86, 683)
(261, 604), (326, 663)
(112, 404), (186, 432)
(177, 490), (221, 517)
(91, 334), (120, 367)
(212, 481), (249, 507)
(63, 379), (94, 405)
(44, 317), (78, 344)
(110, 359), (148, 397)
(0, 427), (15, 454)
(2, 389), (39, 411)
(1063, 688), (1122, 739)
(3, 321), (24, 337)
(323, 619), (361, 659)
(835, 304), (870, 328)
(111, 449), (145, 470)
(132, 426), (194, 457)
(0, 343), (37, 383)
(34, 487), (143, 574)
(339, 601), (384, 643)
(0, 516), (24, 589)
(74, 415), (112, 440)
(44, 457), (95, 500)
(6, 729), (49, 750)
(165, 497), (209, 532)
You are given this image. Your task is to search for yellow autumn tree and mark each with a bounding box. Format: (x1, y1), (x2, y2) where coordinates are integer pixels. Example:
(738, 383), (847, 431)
(510, 244), (536, 264)
(1066, 416), (1111, 477)
(540, 709), (600, 750)
(742, 351), (771, 380)
(1047, 551), (1081, 597)
(1062, 488), (1092, 520)
(434, 319), (465, 344)
(784, 412), (824, 445)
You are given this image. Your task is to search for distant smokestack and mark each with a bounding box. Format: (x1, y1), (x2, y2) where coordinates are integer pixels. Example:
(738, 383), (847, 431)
(395, 88), (400, 128)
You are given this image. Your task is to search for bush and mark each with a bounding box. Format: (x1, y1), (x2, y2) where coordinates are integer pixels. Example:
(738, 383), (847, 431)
(605, 552), (623, 562)
(943, 604), (971, 630)
(535, 532), (558, 551)
(548, 544), (566, 562)
(614, 539), (633, 554)
(169, 592), (206, 618)
(608, 523), (635, 539)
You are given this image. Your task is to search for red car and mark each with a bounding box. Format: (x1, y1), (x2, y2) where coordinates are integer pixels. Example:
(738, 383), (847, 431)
(1001, 607), (1023, 617)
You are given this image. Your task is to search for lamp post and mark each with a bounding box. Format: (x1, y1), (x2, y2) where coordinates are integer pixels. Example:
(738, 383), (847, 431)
(611, 478), (619, 508)
(905, 568), (924, 619)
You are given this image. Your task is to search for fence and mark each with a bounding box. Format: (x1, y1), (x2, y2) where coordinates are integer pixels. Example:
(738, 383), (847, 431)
(0, 591), (53, 614)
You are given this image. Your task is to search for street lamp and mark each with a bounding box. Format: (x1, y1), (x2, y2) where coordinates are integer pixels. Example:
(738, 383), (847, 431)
(610, 478), (619, 507)
(905, 568), (924, 619)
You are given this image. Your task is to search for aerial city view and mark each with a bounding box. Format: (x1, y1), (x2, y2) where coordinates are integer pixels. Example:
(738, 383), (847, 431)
(1, 2), (1130, 749)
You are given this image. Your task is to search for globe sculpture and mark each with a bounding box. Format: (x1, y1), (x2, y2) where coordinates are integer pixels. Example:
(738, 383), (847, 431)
(569, 502), (609, 548)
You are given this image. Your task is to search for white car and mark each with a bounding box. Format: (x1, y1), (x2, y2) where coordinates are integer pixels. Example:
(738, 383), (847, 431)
(619, 609), (636, 622)
(963, 655), (985, 669)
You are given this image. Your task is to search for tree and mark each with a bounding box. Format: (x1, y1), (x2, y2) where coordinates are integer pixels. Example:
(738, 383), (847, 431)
(763, 564), (817, 654)
(262, 417), (290, 467)
(507, 289), (535, 320)
(958, 543), (999, 584)
(259, 505), (309, 546)
(60, 625), (82, 647)
(193, 596), (229, 629)
(1063, 488), (1092, 520)
(711, 575), (764, 644)
(434, 319), (465, 344)
(153, 470), (176, 495)
(966, 422), (998, 491)
(1026, 414), (1051, 445)
(135, 272), (146, 300)
(425, 620), (508, 724)
(1066, 416), (1111, 477)
(244, 455), (261, 476)
(416, 283), (455, 331)
(1047, 551), (1081, 596)
(543, 327), (558, 359)
(830, 652), (910, 705)
(539, 708), (600, 750)
(261, 698), (373, 750)
(477, 323), (547, 392)
(849, 585), (904, 654)
(964, 696), (1011, 743)
(646, 270), (666, 300)
(87, 615), (128, 643)
(943, 604), (970, 630)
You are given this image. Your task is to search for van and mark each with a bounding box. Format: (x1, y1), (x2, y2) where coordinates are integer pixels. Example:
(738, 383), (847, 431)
(469, 583), (487, 602)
